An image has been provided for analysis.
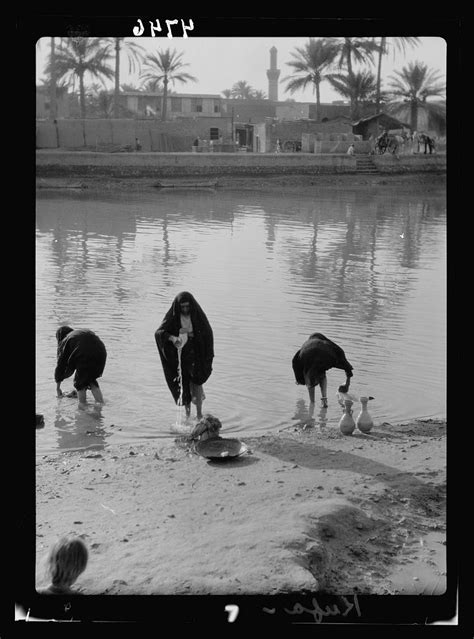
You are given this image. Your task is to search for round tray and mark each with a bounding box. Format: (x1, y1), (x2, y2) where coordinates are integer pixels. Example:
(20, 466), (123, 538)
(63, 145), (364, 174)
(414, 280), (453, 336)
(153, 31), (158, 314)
(195, 437), (248, 459)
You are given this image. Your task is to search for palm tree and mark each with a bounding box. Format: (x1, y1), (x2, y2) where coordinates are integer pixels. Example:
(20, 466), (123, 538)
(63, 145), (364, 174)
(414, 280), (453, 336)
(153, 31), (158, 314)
(331, 37), (378, 80)
(87, 83), (114, 118)
(47, 37), (114, 118)
(282, 38), (339, 121)
(140, 79), (163, 93)
(38, 77), (69, 96)
(323, 37), (378, 119)
(373, 37), (420, 113)
(103, 38), (145, 118)
(140, 48), (196, 121)
(252, 89), (267, 100)
(49, 38), (57, 120)
(221, 89), (232, 98)
(386, 61), (445, 131)
(231, 80), (254, 99)
(327, 70), (378, 120)
(38, 38), (65, 119)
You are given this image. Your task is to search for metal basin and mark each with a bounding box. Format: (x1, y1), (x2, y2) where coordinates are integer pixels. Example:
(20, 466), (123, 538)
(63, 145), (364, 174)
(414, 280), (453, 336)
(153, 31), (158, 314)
(195, 437), (248, 459)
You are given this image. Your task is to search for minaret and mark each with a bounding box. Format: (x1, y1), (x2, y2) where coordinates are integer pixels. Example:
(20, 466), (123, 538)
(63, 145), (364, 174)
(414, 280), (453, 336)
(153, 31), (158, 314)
(266, 46), (280, 102)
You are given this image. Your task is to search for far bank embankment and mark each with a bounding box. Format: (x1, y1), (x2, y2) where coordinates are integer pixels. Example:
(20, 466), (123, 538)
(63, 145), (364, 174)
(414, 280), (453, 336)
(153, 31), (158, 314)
(36, 149), (446, 189)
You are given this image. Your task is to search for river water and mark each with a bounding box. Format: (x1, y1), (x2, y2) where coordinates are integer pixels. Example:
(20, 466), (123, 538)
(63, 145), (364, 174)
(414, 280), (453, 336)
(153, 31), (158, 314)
(36, 185), (446, 454)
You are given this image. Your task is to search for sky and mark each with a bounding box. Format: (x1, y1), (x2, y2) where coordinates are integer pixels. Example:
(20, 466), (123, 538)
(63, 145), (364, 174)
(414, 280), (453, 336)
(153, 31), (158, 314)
(36, 36), (447, 104)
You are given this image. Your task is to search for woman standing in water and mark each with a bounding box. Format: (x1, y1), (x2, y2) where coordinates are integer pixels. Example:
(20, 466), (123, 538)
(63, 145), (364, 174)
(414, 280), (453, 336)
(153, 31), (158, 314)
(155, 291), (214, 420)
(292, 332), (354, 409)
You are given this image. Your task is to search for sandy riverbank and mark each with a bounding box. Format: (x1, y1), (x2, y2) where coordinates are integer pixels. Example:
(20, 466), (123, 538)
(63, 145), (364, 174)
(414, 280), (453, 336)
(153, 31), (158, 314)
(35, 417), (446, 597)
(36, 171), (446, 194)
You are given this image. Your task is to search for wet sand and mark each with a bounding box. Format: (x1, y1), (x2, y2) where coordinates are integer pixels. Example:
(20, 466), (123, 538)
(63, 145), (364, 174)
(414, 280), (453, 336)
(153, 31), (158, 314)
(35, 418), (446, 596)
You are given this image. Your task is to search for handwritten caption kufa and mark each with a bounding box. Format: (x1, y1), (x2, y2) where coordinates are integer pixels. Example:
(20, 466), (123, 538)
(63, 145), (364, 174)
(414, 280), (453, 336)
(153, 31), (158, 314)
(263, 593), (362, 624)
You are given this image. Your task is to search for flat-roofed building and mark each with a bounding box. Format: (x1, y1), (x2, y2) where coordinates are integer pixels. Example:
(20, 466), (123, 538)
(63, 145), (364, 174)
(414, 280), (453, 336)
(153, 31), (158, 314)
(120, 92), (223, 119)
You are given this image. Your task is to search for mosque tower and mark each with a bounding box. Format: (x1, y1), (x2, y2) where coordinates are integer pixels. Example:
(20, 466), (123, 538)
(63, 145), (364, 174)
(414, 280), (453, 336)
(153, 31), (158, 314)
(266, 46), (280, 101)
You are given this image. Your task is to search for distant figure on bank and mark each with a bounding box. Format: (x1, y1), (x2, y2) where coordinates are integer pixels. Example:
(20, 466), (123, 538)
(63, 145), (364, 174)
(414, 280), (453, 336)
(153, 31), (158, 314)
(424, 134), (436, 154)
(55, 326), (107, 405)
(347, 143), (355, 156)
(192, 137), (200, 152)
(415, 132), (434, 155)
(368, 134), (376, 155)
(155, 292), (214, 420)
(135, 137), (142, 151)
(37, 536), (89, 595)
(292, 333), (354, 409)
(415, 131), (423, 154)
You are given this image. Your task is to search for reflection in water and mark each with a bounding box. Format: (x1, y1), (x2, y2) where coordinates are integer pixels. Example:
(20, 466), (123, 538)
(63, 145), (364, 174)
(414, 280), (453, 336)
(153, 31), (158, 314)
(316, 406), (329, 430)
(162, 213), (171, 278)
(36, 187), (446, 454)
(292, 399), (329, 431)
(263, 209), (277, 252)
(292, 398), (308, 422)
(283, 191), (442, 333)
(54, 402), (107, 452)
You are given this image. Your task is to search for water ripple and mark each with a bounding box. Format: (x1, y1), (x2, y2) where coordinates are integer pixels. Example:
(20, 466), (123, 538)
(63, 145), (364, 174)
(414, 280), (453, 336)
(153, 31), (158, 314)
(36, 188), (446, 453)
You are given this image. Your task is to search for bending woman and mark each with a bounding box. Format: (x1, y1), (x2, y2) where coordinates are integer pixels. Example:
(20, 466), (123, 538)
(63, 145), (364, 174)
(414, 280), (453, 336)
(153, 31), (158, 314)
(155, 291), (214, 420)
(55, 326), (107, 405)
(292, 332), (353, 408)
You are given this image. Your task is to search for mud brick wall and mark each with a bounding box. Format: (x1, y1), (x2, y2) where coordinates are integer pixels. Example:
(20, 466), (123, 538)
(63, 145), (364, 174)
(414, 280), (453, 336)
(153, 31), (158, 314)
(373, 154), (446, 173)
(36, 150), (446, 178)
(36, 118), (232, 151)
(36, 151), (357, 178)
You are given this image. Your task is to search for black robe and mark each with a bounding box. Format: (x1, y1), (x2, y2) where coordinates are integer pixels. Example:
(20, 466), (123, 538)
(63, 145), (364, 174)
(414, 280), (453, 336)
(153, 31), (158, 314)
(54, 328), (107, 389)
(292, 333), (353, 388)
(155, 292), (214, 405)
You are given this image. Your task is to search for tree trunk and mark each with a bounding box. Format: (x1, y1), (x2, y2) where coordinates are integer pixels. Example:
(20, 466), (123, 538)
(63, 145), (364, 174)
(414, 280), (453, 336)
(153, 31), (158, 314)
(114, 38), (121, 119)
(345, 39), (354, 79)
(345, 39), (355, 119)
(315, 81), (321, 122)
(79, 74), (86, 119)
(352, 98), (360, 121)
(161, 76), (168, 121)
(349, 88), (358, 121)
(49, 37), (57, 120)
(375, 37), (385, 115)
(410, 100), (418, 132)
(79, 73), (87, 146)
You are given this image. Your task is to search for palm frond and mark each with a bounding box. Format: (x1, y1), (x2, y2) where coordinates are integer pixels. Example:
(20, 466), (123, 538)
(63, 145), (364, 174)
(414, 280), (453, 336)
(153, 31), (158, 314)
(387, 61), (446, 101)
(283, 37), (338, 104)
(283, 76), (313, 94)
(387, 36), (421, 58)
(168, 73), (197, 85)
(140, 47), (196, 94)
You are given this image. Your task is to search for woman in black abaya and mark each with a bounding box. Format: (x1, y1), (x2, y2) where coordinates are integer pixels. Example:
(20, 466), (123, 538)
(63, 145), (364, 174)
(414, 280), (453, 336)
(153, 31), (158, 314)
(155, 292), (214, 419)
(292, 332), (354, 408)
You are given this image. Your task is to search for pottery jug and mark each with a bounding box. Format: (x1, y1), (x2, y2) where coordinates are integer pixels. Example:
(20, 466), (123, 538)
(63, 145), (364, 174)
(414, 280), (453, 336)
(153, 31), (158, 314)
(356, 396), (374, 433)
(339, 400), (355, 435)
